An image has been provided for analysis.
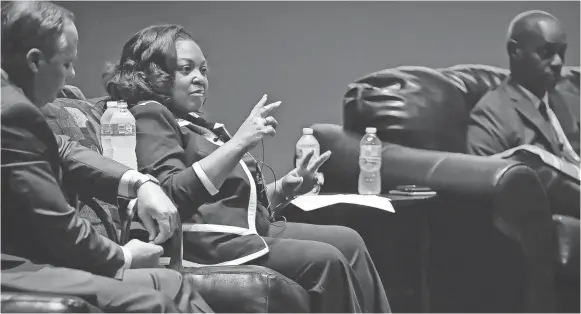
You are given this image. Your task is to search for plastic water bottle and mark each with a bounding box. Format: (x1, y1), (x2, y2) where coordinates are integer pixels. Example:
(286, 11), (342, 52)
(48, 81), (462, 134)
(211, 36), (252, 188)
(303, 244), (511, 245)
(110, 101), (137, 169)
(295, 128), (322, 195)
(359, 127), (382, 195)
(100, 101), (118, 159)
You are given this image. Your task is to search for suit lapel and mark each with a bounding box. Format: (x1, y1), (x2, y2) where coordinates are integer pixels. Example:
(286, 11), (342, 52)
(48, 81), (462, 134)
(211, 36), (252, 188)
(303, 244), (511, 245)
(504, 80), (561, 154)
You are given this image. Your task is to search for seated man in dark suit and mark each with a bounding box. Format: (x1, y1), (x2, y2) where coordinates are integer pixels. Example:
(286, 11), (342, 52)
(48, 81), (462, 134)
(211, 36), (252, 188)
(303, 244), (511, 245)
(467, 10), (580, 219)
(1, 1), (212, 312)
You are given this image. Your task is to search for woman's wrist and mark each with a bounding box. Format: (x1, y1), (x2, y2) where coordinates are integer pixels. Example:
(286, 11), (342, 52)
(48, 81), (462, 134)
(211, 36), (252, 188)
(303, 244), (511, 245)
(224, 137), (250, 157)
(277, 177), (296, 203)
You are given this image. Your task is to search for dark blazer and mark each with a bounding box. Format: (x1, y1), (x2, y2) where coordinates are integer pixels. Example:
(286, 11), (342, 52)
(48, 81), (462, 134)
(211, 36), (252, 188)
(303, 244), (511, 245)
(131, 101), (271, 266)
(1, 76), (129, 277)
(467, 76), (580, 217)
(467, 77), (580, 158)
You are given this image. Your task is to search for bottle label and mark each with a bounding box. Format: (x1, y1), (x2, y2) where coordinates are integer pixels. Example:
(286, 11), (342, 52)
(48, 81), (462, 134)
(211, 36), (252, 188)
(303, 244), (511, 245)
(360, 146), (381, 160)
(101, 124), (111, 136)
(111, 124), (136, 136)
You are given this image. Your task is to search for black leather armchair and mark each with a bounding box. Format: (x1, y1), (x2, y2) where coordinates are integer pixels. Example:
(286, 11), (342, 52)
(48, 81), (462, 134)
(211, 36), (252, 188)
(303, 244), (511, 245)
(309, 64), (579, 312)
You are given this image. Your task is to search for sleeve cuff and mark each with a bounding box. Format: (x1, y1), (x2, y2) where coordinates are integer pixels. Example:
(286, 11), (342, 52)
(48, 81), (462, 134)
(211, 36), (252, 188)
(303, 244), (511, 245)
(121, 245), (133, 269)
(114, 245), (132, 278)
(118, 170), (150, 199)
(192, 162), (219, 196)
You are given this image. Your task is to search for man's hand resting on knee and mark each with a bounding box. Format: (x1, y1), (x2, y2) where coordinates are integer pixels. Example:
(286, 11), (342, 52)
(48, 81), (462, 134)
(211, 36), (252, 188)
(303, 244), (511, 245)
(123, 239), (165, 269)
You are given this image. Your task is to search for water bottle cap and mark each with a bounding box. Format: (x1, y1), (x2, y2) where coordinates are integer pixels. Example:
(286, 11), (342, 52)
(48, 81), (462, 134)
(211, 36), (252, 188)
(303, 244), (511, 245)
(302, 128), (314, 135)
(365, 127), (377, 134)
(106, 101), (118, 108)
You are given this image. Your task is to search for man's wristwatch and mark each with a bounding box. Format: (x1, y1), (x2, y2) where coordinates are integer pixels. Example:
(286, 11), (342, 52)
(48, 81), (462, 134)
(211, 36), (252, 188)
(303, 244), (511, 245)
(132, 174), (160, 196)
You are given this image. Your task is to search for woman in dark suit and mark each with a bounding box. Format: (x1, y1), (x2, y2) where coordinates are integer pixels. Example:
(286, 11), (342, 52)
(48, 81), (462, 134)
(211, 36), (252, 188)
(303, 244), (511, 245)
(103, 24), (390, 313)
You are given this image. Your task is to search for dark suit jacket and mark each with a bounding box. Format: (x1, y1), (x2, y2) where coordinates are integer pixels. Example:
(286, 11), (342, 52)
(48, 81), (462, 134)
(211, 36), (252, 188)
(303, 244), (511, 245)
(467, 77), (580, 217)
(131, 101), (271, 265)
(467, 77), (580, 157)
(1, 76), (129, 277)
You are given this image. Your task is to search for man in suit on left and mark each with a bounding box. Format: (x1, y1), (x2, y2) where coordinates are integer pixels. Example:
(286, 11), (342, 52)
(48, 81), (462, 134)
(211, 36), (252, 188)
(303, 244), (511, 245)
(1, 1), (212, 312)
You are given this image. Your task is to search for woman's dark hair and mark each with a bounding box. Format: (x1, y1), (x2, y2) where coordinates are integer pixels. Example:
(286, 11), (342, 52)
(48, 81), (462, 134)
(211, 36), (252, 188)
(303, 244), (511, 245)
(102, 24), (195, 106)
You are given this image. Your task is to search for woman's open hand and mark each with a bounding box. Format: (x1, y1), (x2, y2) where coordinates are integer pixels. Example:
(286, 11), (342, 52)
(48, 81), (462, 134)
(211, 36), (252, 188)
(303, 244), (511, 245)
(281, 150), (332, 198)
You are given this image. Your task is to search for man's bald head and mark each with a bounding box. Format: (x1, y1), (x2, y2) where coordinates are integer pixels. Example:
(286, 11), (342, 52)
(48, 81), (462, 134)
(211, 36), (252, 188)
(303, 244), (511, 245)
(506, 10), (567, 94)
(507, 10), (566, 48)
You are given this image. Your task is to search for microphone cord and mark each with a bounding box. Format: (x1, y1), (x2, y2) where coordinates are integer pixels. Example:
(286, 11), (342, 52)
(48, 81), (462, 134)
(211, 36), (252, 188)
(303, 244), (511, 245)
(199, 137), (288, 235)
(249, 140), (288, 234)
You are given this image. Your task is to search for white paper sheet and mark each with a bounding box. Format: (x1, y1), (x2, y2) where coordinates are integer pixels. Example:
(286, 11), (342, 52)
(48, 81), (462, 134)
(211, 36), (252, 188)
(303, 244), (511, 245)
(291, 194), (395, 213)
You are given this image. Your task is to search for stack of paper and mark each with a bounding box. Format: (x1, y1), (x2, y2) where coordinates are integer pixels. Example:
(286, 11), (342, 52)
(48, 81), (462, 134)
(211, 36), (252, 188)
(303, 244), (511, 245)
(493, 144), (580, 182)
(291, 194), (395, 213)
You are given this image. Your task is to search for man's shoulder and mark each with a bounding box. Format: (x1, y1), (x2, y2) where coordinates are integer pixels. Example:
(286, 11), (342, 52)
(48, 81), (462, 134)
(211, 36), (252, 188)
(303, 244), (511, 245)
(1, 82), (44, 123)
(471, 82), (514, 114)
(477, 82), (512, 104)
(2, 79), (30, 107)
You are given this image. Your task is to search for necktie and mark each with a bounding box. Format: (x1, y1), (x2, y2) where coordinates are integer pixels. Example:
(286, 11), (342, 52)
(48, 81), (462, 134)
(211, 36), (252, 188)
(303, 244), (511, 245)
(539, 100), (580, 166)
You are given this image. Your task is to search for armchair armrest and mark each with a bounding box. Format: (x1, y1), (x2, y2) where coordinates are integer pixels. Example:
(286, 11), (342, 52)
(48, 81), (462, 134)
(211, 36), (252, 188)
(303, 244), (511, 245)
(311, 123), (539, 198)
(381, 144), (542, 199)
(1, 292), (99, 313)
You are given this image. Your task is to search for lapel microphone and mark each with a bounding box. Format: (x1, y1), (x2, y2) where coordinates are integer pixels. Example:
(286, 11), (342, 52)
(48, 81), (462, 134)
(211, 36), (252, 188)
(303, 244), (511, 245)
(185, 112), (232, 143)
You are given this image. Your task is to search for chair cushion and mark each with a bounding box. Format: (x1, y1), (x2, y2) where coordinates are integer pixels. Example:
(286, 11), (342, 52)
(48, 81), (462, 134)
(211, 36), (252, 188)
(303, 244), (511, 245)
(41, 99), (103, 153)
(39, 99), (117, 236)
(40, 97), (120, 235)
(57, 85), (88, 101)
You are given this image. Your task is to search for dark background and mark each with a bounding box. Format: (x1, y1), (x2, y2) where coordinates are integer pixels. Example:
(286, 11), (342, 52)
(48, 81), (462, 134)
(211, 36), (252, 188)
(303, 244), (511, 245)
(57, 1), (580, 177)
